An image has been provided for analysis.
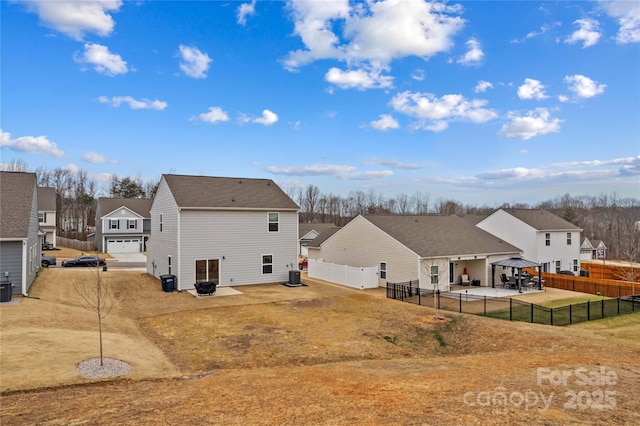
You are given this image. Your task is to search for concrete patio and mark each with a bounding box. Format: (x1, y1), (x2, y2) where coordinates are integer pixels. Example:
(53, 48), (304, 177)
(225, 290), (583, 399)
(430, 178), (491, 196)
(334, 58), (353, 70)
(447, 285), (544, 298)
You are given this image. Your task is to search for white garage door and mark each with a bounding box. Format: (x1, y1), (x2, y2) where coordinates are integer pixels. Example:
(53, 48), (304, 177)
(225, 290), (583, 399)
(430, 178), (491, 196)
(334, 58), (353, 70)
(107, 239), (140, 253)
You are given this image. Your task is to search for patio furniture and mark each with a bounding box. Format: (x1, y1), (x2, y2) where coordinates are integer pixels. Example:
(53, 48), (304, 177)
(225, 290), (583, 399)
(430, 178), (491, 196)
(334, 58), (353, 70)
(194, 281), (217, 295)
(500, 274), (509, 288)
(461, 274), (471, 286)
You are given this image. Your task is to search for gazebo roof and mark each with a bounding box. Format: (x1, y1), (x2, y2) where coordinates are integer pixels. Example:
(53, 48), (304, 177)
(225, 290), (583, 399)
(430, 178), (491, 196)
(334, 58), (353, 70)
(491, 255), (540, 269)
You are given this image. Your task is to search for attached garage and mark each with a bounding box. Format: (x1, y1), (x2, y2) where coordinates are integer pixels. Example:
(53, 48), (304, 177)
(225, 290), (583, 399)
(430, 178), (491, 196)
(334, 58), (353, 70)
(107, 239), (141, 253)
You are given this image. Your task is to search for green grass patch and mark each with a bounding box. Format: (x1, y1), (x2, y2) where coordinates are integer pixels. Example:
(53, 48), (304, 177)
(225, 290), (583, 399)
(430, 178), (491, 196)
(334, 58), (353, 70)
(432, 331), (446, 347)
(539, 296), (611, 309)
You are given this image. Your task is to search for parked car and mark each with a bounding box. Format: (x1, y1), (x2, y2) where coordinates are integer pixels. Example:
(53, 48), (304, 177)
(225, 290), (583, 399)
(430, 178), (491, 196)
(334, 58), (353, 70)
(299, 258), (308, 270)
(61, 256), (106, 267)
(41, 254), (57, 268)
(42, 242), (54, 250)
(558, 270), (575, 276)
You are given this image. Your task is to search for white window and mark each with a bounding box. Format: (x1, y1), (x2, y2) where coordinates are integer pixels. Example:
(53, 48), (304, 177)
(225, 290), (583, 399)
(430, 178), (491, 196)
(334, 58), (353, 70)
(110, 219), (119, 229)
(195, 259), (219, 283)
(430, 265), (439, 285)
(566, 233), (572, 245)
(380, 262), (387, 280)
(262, 255), (273, 274)
(555, 261), (561, 273)
(128, 219), (136, 229)
(159, 214), (163, 232)
(573, 259), (578, 272)
(545, 233), (551, 246)
(39, 212), (45, 223)
(268, 213), (279, 232)
(168, 255), (171, 275)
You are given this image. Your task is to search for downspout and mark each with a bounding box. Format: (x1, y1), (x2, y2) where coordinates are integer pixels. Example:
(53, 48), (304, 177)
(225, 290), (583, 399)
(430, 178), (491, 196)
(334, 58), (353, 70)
(21, 239), (27, 296)
(417, 255), (422, 289)
(177, 207), (182, 291)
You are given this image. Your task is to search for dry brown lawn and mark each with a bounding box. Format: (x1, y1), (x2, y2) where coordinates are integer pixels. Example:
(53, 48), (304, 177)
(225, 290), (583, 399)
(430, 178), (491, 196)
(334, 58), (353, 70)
(1, 268), (639, 425)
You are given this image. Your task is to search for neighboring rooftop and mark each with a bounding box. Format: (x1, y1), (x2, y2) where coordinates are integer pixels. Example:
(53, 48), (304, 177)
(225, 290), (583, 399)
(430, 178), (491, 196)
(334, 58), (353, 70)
(37, 187), (56, 211)
(97, 197), (153, 218)
(501, 209), (582, 231)
(299, 223), (338, 238)
(0, 171), (37, 239)
(311, 214), (521, 257)
(162, 174), (299, 210)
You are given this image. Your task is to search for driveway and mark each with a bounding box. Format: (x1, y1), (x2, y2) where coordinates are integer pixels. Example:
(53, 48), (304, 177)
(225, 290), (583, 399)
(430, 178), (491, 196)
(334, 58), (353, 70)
(107, 252), (147, 269)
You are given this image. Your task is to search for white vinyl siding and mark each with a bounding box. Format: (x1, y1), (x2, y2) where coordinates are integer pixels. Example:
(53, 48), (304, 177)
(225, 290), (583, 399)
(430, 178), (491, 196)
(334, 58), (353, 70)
(146, 177), (179, 279)
(178, 209), (297, 287)
(310, 216), (418, 285)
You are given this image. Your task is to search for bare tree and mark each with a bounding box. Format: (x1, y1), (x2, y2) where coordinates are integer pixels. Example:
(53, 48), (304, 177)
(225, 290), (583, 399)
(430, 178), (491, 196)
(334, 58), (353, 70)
(0, 159), (29, 171)
(74, 265), (117, 366)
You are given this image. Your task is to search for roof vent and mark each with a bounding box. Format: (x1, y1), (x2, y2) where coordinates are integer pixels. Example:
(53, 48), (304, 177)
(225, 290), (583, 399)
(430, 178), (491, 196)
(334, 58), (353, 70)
(232, 197), (235, 202)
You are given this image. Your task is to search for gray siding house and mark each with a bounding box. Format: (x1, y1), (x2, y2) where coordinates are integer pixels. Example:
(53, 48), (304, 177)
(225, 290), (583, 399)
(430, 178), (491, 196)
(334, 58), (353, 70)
(309, 215), (521, 290)
(95, 197), (152, 253)
(0, 172), (41, 295)
(146, 174), (300, 290)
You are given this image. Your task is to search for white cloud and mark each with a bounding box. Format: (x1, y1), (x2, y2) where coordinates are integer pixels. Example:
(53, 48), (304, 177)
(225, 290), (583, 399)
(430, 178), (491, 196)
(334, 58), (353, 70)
(564, 74), (606, 99)
(526, 22), (561, 40)
(75, 43), (127, 76)
(82, 151), (115, 164)
(368, 158), (422, 170)
(457, 38), (483, 65)
(369, 114), (400, 131)
(252, 109), (279, 126)
(565, 18), (601, 48)
(65, 163), (80, 173)
(178, 45), (212, 79)
(325, 67), (393, 90)
(0, 129), (64, 157)
(411, 69), (425, 81)
(474, 80), (493, 93)
(16, 0), (122, 40)
(600, 0), (640, 44)
(194, 107), (230, 124)
(499, 108), (562, 140)
(390, 91), (498, 132)
(237, 0), (257, 25)
(266, 163), (393, 180)
(98, 96), (167, 110)
(283, 0), (465, 90)
(517, 78), (547, 100)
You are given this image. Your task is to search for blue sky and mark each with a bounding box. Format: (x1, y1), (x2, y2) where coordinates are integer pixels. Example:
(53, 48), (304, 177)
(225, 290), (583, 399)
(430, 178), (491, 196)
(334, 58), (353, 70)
(1, 0), (639, 206)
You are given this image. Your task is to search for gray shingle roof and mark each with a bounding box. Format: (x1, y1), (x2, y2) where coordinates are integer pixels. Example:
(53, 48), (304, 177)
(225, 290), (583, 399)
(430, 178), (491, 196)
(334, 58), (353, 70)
(312, 214), (521, 257)
(97, 197), (153, 218)
(502, 209), (581, 231)
(163, 174), (299, 210)
(299, 223), (338, 238)
(37, 187), (56, 211)
(1, 171), (37, 239)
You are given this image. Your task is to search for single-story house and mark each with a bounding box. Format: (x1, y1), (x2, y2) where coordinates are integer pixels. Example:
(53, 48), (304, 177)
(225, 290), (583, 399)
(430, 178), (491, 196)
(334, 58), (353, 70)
(95, 197), (153, 253)
(146, 174), (300, 290)
(308, 214), (522, 290)
(0, 172), (41, 295)
(298, 223), (339, 256)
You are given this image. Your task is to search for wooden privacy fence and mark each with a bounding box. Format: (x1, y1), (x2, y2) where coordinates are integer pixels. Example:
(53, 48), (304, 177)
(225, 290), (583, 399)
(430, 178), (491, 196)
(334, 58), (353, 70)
(539, 272), (637, 298)
(580, 261), (639, 281)
(56, 236), (95, 252)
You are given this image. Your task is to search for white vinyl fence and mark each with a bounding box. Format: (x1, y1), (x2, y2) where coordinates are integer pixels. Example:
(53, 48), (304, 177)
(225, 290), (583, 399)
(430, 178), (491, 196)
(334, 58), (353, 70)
(308, 259), (379, 290)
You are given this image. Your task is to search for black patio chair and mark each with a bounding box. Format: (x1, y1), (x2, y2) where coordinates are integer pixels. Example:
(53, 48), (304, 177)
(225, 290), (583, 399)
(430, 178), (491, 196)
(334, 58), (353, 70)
(500, 274), (509, 288)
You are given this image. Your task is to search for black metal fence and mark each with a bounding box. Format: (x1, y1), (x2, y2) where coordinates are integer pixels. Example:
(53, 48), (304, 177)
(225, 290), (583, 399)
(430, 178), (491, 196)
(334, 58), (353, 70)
(386, 281), (640, 326)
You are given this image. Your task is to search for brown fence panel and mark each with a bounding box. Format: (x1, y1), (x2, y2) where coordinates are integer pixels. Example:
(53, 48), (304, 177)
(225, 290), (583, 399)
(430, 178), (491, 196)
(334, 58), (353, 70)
(56, 236), (96, 252)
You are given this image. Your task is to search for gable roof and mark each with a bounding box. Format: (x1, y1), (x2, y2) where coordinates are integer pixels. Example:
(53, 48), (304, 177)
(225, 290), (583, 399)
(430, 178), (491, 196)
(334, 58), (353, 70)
(162, 174), (299, 210)
(98, 197), (153, 218)
(0, 171), (37, 239)
(37, 187), (56, 211)
(501, 209), (581, 231)
(312, 214), (521, 257)
(299, 223), (337, 239)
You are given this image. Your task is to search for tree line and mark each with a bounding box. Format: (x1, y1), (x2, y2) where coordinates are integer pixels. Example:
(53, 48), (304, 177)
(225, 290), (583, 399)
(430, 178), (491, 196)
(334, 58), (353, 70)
(3, 161), (637, 262)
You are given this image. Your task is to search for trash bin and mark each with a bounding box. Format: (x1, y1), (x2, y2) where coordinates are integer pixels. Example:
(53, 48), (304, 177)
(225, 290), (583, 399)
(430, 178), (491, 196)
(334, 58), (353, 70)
(288, 270), (300, 285)
(160, 274), (176, 292)
(0, 281), (12, 303)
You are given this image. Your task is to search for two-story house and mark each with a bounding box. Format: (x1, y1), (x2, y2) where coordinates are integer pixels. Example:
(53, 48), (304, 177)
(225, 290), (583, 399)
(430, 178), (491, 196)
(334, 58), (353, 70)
(0, 171), (41, 296)
(95, 197), (153, 253)
(37, 187), (57, 249)
(476, 209), (582, 273)
(146, 174), (300, 291)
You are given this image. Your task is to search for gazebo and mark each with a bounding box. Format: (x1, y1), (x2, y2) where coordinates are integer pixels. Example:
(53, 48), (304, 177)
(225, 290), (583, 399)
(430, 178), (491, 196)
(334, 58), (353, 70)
(490, 255), (543, 292)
